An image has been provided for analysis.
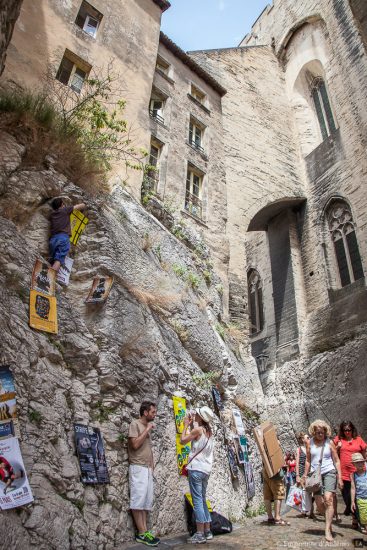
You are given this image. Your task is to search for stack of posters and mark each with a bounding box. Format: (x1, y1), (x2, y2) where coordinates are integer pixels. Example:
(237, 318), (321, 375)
(172, 396), (191, 475)
(0, 366), (34, 509)
(56, 256), (73, 287)
(70, 210), (89, 246)
(29, 259), (58, 334)
(74, 424), (110, 484)
(85, 276), (114, 304)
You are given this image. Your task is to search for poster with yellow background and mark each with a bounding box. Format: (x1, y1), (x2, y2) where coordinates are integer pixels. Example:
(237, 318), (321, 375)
(176, 434), (191, 475)
(70, 210), (89, 246)
(173, 396), (187, 434)
(29, 290), (58, 334)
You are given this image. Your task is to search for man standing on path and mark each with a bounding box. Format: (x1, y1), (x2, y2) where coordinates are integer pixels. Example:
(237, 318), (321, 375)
(128, 401), (160, 547)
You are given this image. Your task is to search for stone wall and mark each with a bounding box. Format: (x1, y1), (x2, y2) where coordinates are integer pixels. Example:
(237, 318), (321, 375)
(0, 0), (23, 75)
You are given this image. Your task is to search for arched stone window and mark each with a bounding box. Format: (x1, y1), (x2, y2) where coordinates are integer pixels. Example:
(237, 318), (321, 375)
(247, 269), (264, 335)
(326, 200), (364, 287)
(310, 76), (336, 141)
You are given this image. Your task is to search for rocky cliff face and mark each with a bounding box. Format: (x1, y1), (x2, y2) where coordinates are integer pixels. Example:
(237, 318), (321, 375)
(0, 129), (265, 549)
(0, 0), (23, 76)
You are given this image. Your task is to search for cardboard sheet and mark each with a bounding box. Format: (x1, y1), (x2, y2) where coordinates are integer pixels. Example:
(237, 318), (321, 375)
(253, 421), (284, 478)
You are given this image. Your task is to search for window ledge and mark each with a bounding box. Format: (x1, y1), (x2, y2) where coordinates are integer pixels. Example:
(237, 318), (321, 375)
(328, 277), (366, 304)
(187, 94), (211, 115)
(181, 209), (208, 228)
(155, 69), (175, 85)
(73, 24), (97, 40)
(186, 141), (208, 161)
(149, 114), (168, 130)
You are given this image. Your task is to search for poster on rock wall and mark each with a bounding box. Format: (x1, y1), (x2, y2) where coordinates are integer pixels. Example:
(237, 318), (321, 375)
(70, 210), (89, 246)
(56, 256), (73, 287)
(74, 424), (110, 484)
(0, 437), (34, 509)
(31, 259), (56, 296)
(85, 276), (114, 304)
(173, 396), (187, 434)
(176, 434), (191, 476)
(29, 290), (58, 334)
(244, 461), (256, 499)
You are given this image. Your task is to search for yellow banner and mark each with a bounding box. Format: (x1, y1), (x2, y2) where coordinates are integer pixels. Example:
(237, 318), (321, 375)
(185, 492), (213, 512)
(176, 434), (191, 475)
(29, 290), (58, 334)
(173, 396), (187, 434)
(70, 210), (89, 246)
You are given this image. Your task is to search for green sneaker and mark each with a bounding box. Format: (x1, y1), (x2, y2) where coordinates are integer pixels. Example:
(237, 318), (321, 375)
(135, 532), (159, 547)
(145, 531), (160, 544)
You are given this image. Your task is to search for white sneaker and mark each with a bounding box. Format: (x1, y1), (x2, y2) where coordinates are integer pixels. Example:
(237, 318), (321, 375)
(187, 532), (207, 544)
(204, 531), (213, 540)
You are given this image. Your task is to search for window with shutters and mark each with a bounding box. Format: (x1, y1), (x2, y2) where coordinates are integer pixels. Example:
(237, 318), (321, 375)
(310, 77), (337, 141)
(56, 50), (91, 94)
(247, 269), (264, 335)
(185, 165), (203, 219)
(75, 1), (103, 38)
(327, 200), (364, 287)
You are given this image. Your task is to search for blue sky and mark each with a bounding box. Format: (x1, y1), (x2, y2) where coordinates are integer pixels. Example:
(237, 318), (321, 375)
(161, 0), (270, 52)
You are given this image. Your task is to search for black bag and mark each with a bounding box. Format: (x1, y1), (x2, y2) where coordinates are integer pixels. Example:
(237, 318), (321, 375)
(185, 495), (233, 536)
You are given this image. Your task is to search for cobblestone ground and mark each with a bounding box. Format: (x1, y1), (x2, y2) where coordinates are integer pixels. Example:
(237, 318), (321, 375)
(122, 509), (367, 550)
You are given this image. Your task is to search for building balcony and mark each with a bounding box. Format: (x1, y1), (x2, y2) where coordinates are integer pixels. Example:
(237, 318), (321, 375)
(184, 189), (202, 220)
(149, 110), (165, 125)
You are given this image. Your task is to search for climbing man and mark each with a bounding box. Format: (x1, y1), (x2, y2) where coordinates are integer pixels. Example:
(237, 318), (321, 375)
(49, 197), (86, 272)
(128, 401), (160, 547)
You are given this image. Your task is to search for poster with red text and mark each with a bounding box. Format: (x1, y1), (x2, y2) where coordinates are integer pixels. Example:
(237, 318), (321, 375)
(0, 437), (34, 509)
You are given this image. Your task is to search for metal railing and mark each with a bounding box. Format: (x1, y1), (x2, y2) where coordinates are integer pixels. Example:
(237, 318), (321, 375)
(143, 173), (159, 193)
(189, 139), (205, 155)
(149, 110), (165, 125)
(184, 190), (202, 219)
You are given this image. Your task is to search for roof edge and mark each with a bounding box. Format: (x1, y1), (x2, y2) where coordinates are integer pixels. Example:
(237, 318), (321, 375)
(152, 0), (170, 13)
(159, 32), (227, 96)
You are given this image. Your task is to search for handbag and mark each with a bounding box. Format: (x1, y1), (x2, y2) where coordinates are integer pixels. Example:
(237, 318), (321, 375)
(182, 437), (209, 477)
(305, 441), (325, 494)
(286, 485), (312, 512)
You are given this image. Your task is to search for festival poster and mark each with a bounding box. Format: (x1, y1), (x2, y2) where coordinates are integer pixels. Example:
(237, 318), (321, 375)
(212, 387), (224, 414)
(74, 424), (110, 484)
(176, 434), (191, 475)
(232, 408), (245, 435)
(85, 276), (113, 304)
(239, 435), (249, 463)
(70, 210), (89, 246)
(234, 436), (245, 465)
(227, 443), (239, 479)
(31, 259), (56, 296)
(0, 366), (17, 423)
(244, 461), (256, 499)
(29, 290), (58, 334)
(56, 256), (73, 287)
(173, 396), (187, 434)
(0, 422), (14, 439)
(0, 437), (34, 509)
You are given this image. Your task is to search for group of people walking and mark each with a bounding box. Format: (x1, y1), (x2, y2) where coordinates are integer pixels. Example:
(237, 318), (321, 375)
(283, 419), (367, 542)
(127, 402), (367, 547)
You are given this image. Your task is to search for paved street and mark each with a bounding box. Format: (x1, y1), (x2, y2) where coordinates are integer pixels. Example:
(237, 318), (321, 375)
(122, 508), (367, 550)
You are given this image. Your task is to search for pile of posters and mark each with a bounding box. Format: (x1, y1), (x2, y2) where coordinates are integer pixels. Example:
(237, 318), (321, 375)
(29, 260), (58, 334)
(74, 424), (110, 484)
(172, 396), (191, 475)
(70, 210), (89, 246)
(85, 276), (114, 304)
(0, 366), (33, 509)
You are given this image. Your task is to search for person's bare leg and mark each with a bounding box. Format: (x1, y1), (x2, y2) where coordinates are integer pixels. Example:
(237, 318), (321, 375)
(204, 522), (211, 532)
(274, 499), (282, 521)
(265, 499), (274, 520)
(131, 510), (145, 534)
(51, 260), (61, 272)
(314, 495), (325, 515)
(196, 522), (205, 533)
(324, 492), (334, 541)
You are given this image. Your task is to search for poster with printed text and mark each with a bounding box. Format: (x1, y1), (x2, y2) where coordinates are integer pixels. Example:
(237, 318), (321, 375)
(29, 290), (58, 334)
(244, 461), (256, 499)
(176, 434), (191, 475)
(173, 396), (187, 434)
(232, 408), (245, 435)
(70, 210), (89, 246)
(227, 443), (239, 479)
(0, 421), (14, 439)
(57, 256), (73, 286)
(0, 437), (34, 509)
(85, 276), (114, 304)
(0, 366), (17, 423)
(239, 435), (249, 463)
(234, 436), (245, 464)
(74, 424), (110, 484)
(31, 259), (56, 296)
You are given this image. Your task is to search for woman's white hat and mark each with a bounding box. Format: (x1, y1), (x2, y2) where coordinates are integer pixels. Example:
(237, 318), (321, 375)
(195, 406), (214, 423)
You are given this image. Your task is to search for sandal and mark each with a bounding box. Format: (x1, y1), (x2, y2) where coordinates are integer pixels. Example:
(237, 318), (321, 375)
(274, 519), (290, 526)
(352, 520), (359, 530)
(267, 518), (275, 524)
(360, 527), (367, 535)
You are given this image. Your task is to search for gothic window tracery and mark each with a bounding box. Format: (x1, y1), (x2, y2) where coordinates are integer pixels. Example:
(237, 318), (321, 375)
(327, 200), (363, 287)
(247, 269), (264, 335)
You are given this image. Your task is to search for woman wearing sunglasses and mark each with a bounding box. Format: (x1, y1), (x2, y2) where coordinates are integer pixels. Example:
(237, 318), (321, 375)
(334, 420), (367, 528)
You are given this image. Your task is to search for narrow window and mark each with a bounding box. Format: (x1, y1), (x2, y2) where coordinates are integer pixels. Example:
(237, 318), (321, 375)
(185, 166), (203, 219)
(75, 1), (103, 38)
(56, 50), (91, 94)
(189, 117), (205, 154)
(191, 84), (206, 105)
(327, 200), (363, 287)
(143, 139), (162, 193)
(247, 270), (264, 335)
(156, 55), (170, 76)
(311, 77), (336, 140)
(149, 90), (165, 124)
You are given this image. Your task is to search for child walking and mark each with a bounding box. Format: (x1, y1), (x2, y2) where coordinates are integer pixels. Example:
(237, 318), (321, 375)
(351, 452), (367, 535)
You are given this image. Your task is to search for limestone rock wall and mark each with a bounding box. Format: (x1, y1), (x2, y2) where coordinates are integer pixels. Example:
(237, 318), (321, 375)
(0, 130), (265, 549)
(0, 0), (23, 76)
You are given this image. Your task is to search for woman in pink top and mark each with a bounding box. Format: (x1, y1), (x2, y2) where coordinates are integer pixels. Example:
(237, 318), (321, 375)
(334, 420), (367, 528)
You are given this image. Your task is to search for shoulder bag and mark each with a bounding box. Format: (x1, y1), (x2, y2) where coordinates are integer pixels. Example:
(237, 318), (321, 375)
(182, 437), (209, 477)
(305, 441), (325, 494)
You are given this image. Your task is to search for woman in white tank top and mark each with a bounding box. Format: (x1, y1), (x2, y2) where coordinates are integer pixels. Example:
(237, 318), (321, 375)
(180, 406), (214, 544)
(303, 420), (343, 543)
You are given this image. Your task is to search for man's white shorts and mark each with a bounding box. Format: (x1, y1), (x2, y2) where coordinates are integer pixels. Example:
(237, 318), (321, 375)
(129, 464), (154, 510)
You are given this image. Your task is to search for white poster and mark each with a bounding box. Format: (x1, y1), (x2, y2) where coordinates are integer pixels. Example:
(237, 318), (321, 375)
(57, 256), (73, 286)
(232, 409), (245, 435)
(0, 438), (34, 509)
